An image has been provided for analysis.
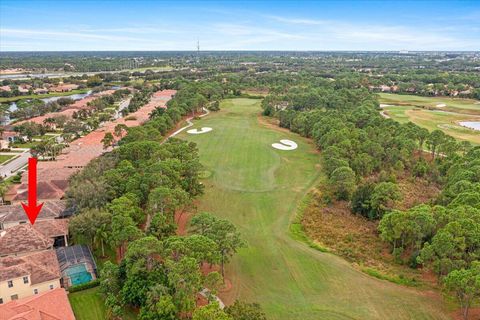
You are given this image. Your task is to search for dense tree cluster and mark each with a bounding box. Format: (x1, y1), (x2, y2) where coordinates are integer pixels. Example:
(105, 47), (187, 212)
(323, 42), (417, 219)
(263, 79), (479, 318)
(66, 83), (260, 319)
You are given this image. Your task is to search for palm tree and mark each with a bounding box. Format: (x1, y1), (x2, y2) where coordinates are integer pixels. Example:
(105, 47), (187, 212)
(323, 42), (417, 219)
(95, 224), (109, 257)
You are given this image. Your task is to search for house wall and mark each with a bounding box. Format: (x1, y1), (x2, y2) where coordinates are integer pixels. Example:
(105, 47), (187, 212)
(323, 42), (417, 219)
(0, 276), (61, 302)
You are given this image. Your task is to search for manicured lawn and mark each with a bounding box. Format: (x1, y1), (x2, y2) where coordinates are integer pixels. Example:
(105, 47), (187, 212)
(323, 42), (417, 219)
(0, 154), (15, 164)
(178, 98), (450, 320)
(69, 288), (107, 320)
(69, 287), (137, 320)
(382, 105), (480, 145)
(379, 93), (480, 113)
(10, 141), (40, 149)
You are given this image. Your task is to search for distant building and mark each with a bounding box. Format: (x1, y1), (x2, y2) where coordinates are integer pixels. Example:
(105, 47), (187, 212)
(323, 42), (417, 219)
(0, 287), (75, 319)
(33, 88), (49, 94)
(50, 84), (79, 92)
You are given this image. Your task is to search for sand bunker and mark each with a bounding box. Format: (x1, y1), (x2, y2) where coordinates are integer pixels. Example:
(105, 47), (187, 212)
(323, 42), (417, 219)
(187, 127), (213, 134)
(379, 104), (393, 108)
(272, 139), (298, 150)
(436, 103), (446, 107)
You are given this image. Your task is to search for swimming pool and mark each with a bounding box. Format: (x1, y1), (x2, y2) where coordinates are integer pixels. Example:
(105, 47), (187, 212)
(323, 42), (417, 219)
(65, 264), (93, 286)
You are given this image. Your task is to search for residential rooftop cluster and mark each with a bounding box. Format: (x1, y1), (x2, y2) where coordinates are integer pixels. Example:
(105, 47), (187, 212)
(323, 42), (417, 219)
(0, 89), (176, 319)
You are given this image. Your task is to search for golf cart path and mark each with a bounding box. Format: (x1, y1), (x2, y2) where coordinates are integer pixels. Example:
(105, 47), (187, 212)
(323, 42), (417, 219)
(166, 107), (210, 139)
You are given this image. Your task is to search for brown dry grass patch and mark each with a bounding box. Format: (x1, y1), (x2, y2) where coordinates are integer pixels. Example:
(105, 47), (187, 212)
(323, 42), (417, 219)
(302, 175), (441, 286)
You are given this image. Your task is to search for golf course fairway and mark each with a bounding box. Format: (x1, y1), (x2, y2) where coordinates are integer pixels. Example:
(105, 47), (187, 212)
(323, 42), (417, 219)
(178, 98), (450, 320)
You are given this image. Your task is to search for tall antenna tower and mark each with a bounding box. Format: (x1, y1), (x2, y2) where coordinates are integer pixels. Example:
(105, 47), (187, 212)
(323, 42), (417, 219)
(197, 40), (200, 54)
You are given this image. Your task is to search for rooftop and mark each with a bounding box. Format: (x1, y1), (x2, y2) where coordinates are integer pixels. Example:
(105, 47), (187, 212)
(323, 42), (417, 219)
(0, 288), (75, 320)
(7, 90), (176, 202)
(0, 200), (69, 225)
(0, 224), (53, 256)
(0, 250), (60, 284)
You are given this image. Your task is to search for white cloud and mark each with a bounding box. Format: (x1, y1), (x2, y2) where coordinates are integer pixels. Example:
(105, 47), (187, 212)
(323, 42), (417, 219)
(267, 15), (328, 25)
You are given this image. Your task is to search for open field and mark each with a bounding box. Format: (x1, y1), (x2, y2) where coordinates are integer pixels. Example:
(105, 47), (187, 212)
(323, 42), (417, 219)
(69, 288), (137, 320)
(178, 98), (450, 320)
(382, 105), (480, 145)
(379, 93), (480, 114)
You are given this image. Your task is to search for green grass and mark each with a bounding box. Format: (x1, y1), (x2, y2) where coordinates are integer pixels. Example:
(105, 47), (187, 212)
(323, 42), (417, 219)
(0, 154), (15, 164)
(69, 288), (107, 320)
(69, 287), (137, 320)
(382, 105), (480, 145)
(10, 141), (41, 148)
(178, 98), (450, 320)
(0, 89), (90, 103)
(379, 93), (480, 113)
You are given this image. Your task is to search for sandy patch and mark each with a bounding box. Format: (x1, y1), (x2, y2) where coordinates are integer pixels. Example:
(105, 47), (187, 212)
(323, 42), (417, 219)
(436, 103), (446, 107)
(187, 127), (213, 134)
(379, 104), (393, 108)
(272, 139), (298, 150)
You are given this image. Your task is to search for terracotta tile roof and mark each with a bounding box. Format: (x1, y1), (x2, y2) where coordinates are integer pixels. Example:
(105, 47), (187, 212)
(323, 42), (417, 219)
(0, 225), (53, 256)
(9, 90), (176, 201)
(12, 182), (67, 202)
(33, 220), (68, 238)
(0, 201), (67, 224)
(0, 250), (60, 284)
(16, 90), (116, 126)
(0, 288), (75, 320)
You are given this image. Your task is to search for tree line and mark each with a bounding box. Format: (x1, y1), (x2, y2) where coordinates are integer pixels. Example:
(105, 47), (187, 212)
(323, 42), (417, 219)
(263, 82), (479, 319)
(67, 83), (266, 319)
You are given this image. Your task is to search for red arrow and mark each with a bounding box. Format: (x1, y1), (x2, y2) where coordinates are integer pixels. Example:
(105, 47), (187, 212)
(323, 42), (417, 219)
(21, 157), (44, 225)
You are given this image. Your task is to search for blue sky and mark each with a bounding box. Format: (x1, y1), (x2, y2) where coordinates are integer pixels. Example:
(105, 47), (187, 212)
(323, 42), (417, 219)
(0, 0), (479, 51)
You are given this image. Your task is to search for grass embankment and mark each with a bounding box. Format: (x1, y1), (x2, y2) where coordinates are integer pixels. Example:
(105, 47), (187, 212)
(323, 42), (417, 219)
(0, 89), (90, 103)
(178, 98), (450, 320)
(379, 93), (480, 145)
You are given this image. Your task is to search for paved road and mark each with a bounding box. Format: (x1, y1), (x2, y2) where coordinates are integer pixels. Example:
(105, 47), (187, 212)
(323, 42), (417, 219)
(114, 98), (132, 119)
(0, 150), (30, 179)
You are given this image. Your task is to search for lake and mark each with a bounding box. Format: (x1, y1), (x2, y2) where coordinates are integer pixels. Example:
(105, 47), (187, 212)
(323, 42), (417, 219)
(3, 90), (93, 124)
(459, 121), (480, 131)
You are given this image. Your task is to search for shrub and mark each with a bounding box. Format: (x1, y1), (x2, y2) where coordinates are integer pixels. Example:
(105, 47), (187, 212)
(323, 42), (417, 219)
(68, 279), (100, 293)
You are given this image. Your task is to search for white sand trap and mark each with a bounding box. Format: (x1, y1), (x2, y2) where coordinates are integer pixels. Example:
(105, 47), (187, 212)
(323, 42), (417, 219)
(187, 127), (213, 134)
(379, 104), (393, 108)
(436, 103), (446, 107)
(272, 139), (298, 151)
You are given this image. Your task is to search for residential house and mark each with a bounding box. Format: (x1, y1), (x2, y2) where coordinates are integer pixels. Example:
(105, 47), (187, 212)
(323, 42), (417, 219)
(50, 84), (79, 92)
(0, 250), (61, 303)
(17, 85), (31, 94)
(0, 200), (71, 230)
(33, 88), (49, 94)
(0, 287), (75, 319)
(0, 220), (68, 258)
